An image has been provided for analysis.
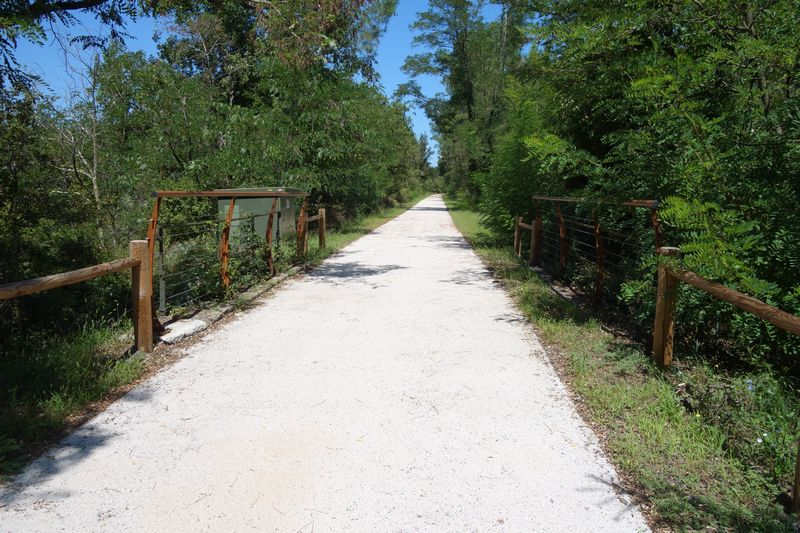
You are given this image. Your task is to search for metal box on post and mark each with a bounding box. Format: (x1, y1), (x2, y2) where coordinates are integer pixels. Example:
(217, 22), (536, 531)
(215, 188), (303, 243)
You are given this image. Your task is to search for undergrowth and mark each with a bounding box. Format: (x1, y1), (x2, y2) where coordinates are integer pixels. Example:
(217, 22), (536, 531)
(445, 194), (798, 532)
(0, 320), (142, 476)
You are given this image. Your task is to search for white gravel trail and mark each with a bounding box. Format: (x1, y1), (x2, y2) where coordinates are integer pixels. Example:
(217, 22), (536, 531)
(0, 195), (649, 532)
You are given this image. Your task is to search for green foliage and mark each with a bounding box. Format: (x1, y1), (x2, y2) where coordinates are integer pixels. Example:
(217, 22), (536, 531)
(0, 319), (142, 475)
(677, 366), (800, 485)
(433, 2), (800, 520)
(403, 0), (530, 199)
(0, 0), (139, 86)
(661, 197), (774, 296)
(228, 217), (271, 292)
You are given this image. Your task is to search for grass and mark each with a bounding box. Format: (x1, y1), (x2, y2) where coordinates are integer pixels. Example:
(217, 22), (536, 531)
(0, 190), (433, 480)
(0, 320), (143, 477)
(445, 195), (796, 532)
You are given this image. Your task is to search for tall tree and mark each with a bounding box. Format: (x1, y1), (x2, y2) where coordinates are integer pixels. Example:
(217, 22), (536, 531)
(402, 0), (528, 196)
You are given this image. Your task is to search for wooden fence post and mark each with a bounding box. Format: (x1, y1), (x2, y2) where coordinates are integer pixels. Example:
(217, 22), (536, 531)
(513, 216), (521, 256)
(532, 213), (542, 266)
(557, 206), (568, 276)
(652, 247), (681, 367)
(130, 240), (153, 353)
(319, 208), (327, 249)
(220, 198), (236, 289)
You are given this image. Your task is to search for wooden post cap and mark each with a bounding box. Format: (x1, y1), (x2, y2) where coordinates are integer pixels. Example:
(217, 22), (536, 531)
(656, 247), (681, 256)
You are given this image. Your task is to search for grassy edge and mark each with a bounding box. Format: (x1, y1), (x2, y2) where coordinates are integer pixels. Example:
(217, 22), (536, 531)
(0, 191), (433, 480)
(443, 195), (794, 532)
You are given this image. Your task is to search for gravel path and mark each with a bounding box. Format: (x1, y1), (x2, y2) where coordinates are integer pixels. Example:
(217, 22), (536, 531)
(0, 195), (649, 532)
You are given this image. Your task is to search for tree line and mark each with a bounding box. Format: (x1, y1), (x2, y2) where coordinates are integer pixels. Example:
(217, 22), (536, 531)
(403, 0), (800, 371)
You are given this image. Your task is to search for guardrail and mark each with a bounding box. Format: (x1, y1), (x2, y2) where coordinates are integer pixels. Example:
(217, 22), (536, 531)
(150, 189), (316, 291)
(0, 240), (154, 352)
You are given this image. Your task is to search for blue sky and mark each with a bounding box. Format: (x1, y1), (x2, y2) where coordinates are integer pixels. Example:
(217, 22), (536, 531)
(15, 1), (502, 158)
(375, 2), (499, 149)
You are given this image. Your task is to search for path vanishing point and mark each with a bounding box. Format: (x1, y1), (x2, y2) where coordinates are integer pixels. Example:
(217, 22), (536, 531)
(0, 195), (649, 532)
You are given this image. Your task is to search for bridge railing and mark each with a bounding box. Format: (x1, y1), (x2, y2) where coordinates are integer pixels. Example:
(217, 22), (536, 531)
(513, 197), (800, 368)
(150, 190), (324, 315)
(513, 196), (660, 304)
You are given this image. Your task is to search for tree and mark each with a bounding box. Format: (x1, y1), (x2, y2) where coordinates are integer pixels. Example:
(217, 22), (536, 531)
(0, 0), (141, 86)
(403, 0), (528, 198)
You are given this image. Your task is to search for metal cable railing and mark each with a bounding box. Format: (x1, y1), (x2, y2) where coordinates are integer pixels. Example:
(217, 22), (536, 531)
(152, 205), (324, 316)
(513, 197), (660, 304)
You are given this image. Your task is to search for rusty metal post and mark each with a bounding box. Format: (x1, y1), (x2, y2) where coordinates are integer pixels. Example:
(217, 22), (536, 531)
(296, 198), (308, 260)
(652, 207), (663, 250)
(532, 213), (543, 266)
(557, 206), (568, 277)
(265, 198), (278, 275)
(158, 226), (166, 314)
(594, 216), (605, 303)
(219, 198), (236, 289)
(146, 196), (162, 287)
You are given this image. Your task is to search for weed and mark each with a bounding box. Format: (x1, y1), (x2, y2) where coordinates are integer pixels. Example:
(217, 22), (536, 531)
(0, 319), (145, 477)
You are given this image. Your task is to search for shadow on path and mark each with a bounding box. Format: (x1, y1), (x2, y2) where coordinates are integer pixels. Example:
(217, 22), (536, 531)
(439, 267), (496, 288)
(408, 206), (450, 212)
(412, 235), (472, 250)
(308, 262), (406, 282)
(0, 387), (156, 506)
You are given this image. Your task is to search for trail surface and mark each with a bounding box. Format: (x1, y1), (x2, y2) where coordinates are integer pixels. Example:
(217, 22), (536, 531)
(0, 195), (648, 532)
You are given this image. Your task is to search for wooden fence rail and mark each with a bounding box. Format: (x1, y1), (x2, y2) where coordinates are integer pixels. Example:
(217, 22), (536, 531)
(0, 240), (153, 352)
(652, 246), (800, 364)
(652, 246), (800, 512)
(513, 216), (538, 267)
(516, 203), (800, 513)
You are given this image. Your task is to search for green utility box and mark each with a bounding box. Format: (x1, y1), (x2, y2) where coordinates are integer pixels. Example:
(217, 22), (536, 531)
(215, 188), (304, 242)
